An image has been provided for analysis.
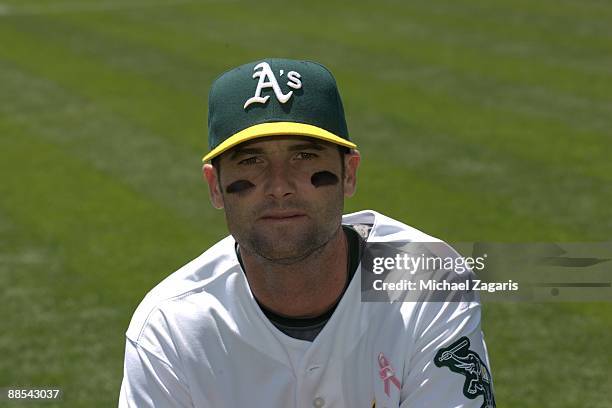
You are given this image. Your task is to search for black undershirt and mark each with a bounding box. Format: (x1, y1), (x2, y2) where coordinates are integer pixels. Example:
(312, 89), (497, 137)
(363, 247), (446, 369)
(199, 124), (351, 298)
(235, 225), (363, 342)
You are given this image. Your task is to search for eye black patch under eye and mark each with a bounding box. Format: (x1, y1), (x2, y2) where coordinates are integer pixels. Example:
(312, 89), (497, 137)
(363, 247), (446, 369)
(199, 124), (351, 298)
(226, 180), (255, 194)
(311, 171), (339, 188)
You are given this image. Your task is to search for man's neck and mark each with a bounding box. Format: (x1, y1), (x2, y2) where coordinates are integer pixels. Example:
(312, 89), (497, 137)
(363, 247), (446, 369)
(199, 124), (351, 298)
(239, 227), (348, 319)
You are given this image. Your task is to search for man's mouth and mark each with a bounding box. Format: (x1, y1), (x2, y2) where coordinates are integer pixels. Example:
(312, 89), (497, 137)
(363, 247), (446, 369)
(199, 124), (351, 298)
(259, 211), (307, 221)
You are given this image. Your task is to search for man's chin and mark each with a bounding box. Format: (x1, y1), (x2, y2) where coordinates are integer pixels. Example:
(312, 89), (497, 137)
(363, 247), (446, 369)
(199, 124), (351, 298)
(250, 236), (326, 264)
(240, 225), (336, 264)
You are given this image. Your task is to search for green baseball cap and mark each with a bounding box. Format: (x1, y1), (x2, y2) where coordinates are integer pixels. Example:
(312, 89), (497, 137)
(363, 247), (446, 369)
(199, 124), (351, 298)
(202, 58), (356, 162)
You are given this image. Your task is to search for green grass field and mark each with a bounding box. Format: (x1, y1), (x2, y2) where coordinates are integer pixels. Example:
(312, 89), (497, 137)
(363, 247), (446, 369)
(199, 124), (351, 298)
(1, 0), (611, 406)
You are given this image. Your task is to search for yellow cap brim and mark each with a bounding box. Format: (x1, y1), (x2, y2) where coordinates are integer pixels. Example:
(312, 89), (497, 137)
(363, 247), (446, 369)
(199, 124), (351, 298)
(202, 122), (357, 162)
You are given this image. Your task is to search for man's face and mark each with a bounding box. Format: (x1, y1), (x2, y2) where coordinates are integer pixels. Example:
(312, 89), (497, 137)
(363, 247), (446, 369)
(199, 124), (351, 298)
(203, 136), (360, 263)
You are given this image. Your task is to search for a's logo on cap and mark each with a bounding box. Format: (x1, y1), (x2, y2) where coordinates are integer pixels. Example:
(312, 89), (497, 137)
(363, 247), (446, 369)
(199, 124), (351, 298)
(244, 62), (302, 109)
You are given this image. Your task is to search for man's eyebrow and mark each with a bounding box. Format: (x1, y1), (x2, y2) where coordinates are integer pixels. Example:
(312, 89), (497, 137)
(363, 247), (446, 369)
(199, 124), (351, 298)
(229, 147), (264, 160)
(228, 141), (326, 159)
(288, 142), (326, 151)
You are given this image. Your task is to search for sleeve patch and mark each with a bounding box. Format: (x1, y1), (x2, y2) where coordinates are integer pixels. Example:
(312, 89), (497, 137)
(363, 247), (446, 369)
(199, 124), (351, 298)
(434, 336), (496, 408)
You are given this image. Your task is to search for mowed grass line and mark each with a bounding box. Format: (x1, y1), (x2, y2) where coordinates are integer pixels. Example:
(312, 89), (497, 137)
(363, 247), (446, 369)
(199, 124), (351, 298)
(0, 211), (69, 408)
(0, 14), (609, 239)
(0, 33), (603, 245)
(0, 59), (221, 233)
(347, 110), (611, 241)
(0, 32), (601, 242)
(483, 302), (612, 407)
(0, 118), (209, 301)
(15, 3), (611, 169)
(24, 5), (610, 190)
(158, 1), (612, 101)
(0, 120), (209, 407)
(0, 22), (208, 154)
(57, 5), (612, 237)
(0, 46), (597, 245)
(75, 1), (612, 146)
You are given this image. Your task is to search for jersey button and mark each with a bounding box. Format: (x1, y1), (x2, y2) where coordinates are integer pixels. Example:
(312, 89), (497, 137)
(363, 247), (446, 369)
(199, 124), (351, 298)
(313, 397), (325, 407)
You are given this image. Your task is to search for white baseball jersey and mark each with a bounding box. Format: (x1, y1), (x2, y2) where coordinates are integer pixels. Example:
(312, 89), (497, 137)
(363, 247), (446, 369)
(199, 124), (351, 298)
(119, 210), (495, 407)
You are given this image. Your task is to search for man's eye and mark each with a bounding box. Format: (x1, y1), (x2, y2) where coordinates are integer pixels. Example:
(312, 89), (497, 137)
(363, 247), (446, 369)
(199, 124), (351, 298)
(238, 157), (261, 165)
(295, 152), (317, 160)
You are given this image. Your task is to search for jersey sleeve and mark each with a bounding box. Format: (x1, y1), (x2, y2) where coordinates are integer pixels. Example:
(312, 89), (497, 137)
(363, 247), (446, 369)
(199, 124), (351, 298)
(119, 337), (194, 408)
(399, 299), (496, 408)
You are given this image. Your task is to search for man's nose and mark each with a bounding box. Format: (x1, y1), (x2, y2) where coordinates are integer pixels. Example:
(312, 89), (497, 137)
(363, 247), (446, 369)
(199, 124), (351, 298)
(263, 162), (296, 199)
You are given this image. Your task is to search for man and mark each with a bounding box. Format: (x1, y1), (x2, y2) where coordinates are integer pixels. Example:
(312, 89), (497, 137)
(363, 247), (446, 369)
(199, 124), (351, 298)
(119, 58), (495, 407)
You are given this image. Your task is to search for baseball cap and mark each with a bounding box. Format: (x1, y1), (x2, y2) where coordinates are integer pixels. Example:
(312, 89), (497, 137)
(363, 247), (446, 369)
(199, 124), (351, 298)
(202, 58), (357, 162)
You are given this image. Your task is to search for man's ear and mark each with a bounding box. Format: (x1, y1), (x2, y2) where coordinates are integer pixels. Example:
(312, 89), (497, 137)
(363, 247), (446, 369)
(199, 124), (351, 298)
(203, 164), (224, 209)
(343, 149), (361, 197)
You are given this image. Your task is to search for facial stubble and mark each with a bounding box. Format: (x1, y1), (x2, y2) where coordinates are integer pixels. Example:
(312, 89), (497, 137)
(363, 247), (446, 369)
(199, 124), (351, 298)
(222, 175), (345, 265)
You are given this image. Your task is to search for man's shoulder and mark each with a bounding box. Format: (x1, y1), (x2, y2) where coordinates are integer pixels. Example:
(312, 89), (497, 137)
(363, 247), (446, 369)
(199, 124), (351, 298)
(125, 235), (238, 342)
(345, 209), (466, 268)
(343, 209), (441, 243)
